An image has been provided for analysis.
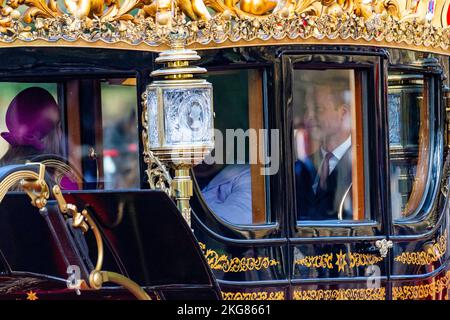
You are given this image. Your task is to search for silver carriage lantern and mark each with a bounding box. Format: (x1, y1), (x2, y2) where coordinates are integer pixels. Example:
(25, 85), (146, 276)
(145, 40), (214, 226)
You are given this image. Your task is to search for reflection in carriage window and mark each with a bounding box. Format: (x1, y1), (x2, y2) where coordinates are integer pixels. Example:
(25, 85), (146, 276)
(294, 69), (366, 221)
(101, 79), (139, 190)
(193, 69), (268, 225)
(388, 73), (429, 220)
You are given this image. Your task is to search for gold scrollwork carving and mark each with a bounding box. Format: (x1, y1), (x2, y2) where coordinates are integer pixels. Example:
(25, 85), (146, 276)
(348, 252), (384, 268)
(293, 287), (386, 300)
(199, 242), (279, 273)
(394, 230), (448, 266)
(295, 251), (384, 270)
(392, 270), (450, 300)
(222, 291), (285, 300)
(0, 0), (448, 55)
(295, 253), (334, 269)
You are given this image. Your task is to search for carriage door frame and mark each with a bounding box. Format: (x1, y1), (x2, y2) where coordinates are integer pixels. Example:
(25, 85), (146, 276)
(386, 56), (448, 300)
(281, 48), (393, 300)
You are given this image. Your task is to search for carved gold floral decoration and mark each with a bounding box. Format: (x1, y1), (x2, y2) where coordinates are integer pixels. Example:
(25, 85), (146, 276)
(295, 251), (383, 269)
(222, 291), (285, 300)
(198, 242), (280, 272)
(0, 0), (449, 54)
(392, 270), (450, 300)
(394, 230), (448, 266)
(293, 287), (386, 300)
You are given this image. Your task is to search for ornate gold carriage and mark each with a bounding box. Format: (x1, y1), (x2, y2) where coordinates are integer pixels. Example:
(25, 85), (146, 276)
(0, 0), (449, 301)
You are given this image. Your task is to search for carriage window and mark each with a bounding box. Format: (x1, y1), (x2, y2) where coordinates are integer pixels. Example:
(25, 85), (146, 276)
(101, 79), (139, 189)
(388, 73), (430, 220)
(0, 83), (59, 166)
(63, 78), (139, 190)
(294, 69), (367, 221)
(0, 78), (140, 192)
(193, 69), (269, 225)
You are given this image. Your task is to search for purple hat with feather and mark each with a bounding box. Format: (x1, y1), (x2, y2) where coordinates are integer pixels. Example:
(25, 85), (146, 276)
(1, 87), (60, 151)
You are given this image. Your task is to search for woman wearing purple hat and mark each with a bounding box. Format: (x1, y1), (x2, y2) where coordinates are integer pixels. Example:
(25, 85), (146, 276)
(0, 87), (62, 165)
(0, 87), (80, 190)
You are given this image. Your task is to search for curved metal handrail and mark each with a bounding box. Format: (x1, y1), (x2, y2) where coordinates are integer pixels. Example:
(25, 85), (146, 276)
(52, 185), (151, 300)
(0, 163), (150, 300)
(0, 163), (49, 208)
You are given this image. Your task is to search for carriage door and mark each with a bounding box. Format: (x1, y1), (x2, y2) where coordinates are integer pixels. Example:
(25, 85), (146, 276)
(386, 54), (448, 300)
(283, 50), (392, 300)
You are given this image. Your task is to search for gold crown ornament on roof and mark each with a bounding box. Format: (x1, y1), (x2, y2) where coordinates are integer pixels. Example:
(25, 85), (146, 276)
(1, 0), (450, 54)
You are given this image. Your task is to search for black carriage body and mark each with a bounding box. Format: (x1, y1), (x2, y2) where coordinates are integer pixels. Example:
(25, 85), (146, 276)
(0, 45), (448, 300)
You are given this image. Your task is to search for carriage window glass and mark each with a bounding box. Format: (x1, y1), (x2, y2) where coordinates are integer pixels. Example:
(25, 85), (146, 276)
(0, 83), (64, 189)
(193, 69), (269, 225)
(294, 69), (368, 221)
(0, 83), (59, 164)
(101, 79), (139, 190)
(388, 73), (430, 220)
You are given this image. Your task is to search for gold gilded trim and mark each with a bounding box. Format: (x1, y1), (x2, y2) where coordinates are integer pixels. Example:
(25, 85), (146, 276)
(222, 291), (285, 300)
(199, 242), (280, 272)
(293, 287), (386, 300)
(348, 252), (384, 268)
(295, 251), (384, 270)
(26, 290), (38, 301)
(295, 253), (334, 269)
(392, 270), (450, 300)
(394, 230), (448, 266)
(3, 37), (450, 57)
(0, 0), (450, 55)
(336, 250), (347, 272)
(0, 170), (40, 201)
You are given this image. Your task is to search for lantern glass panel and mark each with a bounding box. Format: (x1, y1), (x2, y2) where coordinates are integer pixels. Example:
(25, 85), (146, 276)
(163, 87), (213, 147)
(147, 88), (159, 148)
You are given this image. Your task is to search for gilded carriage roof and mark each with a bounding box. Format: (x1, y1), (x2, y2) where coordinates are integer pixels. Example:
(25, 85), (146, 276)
(1, 0), (450, 54)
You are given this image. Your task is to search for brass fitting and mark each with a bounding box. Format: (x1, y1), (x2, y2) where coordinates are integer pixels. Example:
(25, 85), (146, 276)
(172, 166), (193, 226)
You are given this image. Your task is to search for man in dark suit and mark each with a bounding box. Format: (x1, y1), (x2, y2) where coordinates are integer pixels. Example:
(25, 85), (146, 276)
(296, 82), (353, 220)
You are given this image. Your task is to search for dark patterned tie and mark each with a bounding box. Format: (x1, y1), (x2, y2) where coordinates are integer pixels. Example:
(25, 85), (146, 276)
(318, 152), (334, 191)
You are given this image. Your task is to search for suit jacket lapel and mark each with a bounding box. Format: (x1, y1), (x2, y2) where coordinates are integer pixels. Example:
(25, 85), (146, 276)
(331, 147), (353, 207)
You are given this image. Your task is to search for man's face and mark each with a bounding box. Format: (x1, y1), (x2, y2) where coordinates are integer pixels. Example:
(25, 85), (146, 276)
(313, 86), (348, 139)
(302, 87), (320, 139)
